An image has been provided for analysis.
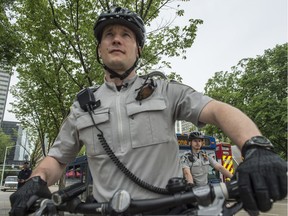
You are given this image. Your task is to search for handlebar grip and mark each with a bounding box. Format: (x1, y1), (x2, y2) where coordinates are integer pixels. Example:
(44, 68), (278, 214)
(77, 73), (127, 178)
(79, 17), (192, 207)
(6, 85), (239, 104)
(52, 182), (86, 206)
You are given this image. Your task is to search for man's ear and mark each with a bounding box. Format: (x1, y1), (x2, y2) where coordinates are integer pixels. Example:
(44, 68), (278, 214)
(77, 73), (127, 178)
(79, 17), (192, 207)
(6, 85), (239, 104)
(98, 44), (102, 58)
(137, 46), (142, 58)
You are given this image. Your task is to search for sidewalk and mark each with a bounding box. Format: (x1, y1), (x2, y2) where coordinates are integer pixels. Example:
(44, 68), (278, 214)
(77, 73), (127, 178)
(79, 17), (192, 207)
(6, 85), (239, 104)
(0, 195), (10, 216)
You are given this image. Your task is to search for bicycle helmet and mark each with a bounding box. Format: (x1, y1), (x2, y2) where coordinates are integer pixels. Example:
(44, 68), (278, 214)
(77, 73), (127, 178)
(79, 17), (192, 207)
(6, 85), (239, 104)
(94, 6), (145, 80)
(94, 6), (146, 48)
(188, 131), (205, 141)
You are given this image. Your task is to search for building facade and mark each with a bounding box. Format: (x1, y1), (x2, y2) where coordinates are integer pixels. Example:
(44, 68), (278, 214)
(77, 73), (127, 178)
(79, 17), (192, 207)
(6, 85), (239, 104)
(1, 121), (19, 163)
(0, 65), (11, 125)
(175, 120), (197, 134)
(1, 121), (31, 162)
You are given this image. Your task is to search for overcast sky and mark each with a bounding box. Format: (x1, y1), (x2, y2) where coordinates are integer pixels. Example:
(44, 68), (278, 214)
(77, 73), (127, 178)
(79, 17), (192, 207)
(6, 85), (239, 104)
(161, 0), (287, 92)
(4, 0), (287, 121)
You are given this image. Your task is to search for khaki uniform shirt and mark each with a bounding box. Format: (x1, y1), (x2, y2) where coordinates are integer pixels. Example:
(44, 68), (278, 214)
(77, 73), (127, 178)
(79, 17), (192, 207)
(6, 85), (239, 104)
(180, 151), (218, 186)
(48, 75), (212, 201)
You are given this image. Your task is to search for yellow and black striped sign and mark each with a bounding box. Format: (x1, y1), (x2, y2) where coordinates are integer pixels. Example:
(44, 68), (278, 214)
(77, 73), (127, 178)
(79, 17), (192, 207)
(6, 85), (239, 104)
(222, 155), (234, 174)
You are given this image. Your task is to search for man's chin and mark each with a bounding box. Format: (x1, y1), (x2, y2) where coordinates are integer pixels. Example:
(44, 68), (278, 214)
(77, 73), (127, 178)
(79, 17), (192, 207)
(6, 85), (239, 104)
(106, 62), (126, 71)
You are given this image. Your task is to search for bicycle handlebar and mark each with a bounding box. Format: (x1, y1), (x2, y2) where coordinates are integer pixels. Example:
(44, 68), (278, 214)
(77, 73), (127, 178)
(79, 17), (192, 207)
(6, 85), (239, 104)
(33, 180), (243, 216)
(51, 182), (86, 205)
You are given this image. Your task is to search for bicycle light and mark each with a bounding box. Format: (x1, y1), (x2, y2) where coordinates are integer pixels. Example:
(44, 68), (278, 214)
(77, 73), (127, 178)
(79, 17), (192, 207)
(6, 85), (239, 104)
(110, 190), (131, 213)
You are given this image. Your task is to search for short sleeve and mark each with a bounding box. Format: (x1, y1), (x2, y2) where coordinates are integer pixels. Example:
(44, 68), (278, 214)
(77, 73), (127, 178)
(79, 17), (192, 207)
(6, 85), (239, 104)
(180, 152), (192, 169)
(166, 81), (213, 127)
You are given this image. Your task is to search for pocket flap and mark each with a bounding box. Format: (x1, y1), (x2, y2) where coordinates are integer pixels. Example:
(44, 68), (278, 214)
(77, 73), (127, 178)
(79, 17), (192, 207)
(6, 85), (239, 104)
(127, 98), (166, 116)
(77, 109), (109, 130)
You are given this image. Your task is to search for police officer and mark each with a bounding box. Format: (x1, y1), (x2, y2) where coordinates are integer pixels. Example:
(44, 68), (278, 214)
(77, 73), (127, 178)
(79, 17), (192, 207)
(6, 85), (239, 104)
(181, 131), (233, 186)
(9, 6), (287, 216)
(17, 161), (32, 189)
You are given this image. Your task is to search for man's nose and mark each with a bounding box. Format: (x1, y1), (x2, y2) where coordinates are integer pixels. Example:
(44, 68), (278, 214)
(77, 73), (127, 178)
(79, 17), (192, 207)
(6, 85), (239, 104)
(112, 34), (122, 45)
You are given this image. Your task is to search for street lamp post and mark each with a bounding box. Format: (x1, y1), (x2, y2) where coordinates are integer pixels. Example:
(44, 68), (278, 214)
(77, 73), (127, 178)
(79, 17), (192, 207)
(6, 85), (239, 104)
(1, 146), (14, 186)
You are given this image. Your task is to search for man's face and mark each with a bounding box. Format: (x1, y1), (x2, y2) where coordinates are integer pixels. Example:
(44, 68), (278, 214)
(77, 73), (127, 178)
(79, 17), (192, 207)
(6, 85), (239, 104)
(98, 24), (140, 74)
(190, 138), (203, 151)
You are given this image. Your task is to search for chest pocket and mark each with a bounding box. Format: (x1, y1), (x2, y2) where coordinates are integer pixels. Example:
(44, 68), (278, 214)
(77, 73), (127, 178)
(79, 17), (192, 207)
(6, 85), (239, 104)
(191, 158), (210, 175)
(76, 108), (111, 156)
(127, 98), (169, 148)
(201, 159), (210, 166)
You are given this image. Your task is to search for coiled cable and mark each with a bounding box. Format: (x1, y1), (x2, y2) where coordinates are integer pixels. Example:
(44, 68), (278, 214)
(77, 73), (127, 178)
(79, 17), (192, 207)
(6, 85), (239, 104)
(87, 105), (169, 195)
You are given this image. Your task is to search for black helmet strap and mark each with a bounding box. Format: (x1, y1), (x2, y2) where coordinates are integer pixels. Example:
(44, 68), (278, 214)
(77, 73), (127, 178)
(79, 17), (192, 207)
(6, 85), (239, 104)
(104, 58), (138, 80)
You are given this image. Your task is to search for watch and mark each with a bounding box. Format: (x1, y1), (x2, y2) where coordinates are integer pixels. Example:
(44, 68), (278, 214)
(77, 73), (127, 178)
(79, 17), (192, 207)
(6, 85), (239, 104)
(241, 136), (274, 156)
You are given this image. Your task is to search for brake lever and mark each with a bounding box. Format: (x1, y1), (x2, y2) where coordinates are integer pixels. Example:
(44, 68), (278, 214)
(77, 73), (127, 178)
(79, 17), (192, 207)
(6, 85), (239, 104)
(34, 199), (57, 216)
(197, 184), (226, 216)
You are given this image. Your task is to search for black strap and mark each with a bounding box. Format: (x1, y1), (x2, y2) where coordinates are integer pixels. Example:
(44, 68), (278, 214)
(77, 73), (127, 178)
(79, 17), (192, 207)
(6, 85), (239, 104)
(104, 58), (138, 80)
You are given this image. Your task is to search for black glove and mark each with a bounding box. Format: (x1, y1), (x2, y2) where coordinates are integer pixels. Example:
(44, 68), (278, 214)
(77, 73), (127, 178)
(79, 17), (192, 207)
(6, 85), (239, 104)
(187, 183), (195, 187)
(236, 147), (287, 212)
(9, 176), (52, 216)
(186, 182), (195, 192)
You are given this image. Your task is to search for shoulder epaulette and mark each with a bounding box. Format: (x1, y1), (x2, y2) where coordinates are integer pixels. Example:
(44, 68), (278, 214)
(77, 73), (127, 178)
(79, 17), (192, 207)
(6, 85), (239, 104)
(139, 71), (168, 80)
(89, 84), (101, 92)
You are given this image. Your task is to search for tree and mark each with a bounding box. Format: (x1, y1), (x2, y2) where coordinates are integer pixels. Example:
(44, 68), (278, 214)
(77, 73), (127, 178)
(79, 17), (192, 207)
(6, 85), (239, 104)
(7, 0), (203, 156)
(0, 0), (21, 64)
(0, 129), (14, 163)
(203, 43), (287, 159)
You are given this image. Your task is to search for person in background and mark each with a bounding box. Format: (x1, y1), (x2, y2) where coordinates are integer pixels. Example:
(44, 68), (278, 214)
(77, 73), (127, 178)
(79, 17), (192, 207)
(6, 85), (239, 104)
(181, 131), (233, 186)
(17, 161), (32, 189)
(9, 6), (287, 215)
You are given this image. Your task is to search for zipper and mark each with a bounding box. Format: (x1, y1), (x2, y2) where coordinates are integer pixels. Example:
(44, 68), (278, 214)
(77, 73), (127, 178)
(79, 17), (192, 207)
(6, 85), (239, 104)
(116, 91), (124, 152)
